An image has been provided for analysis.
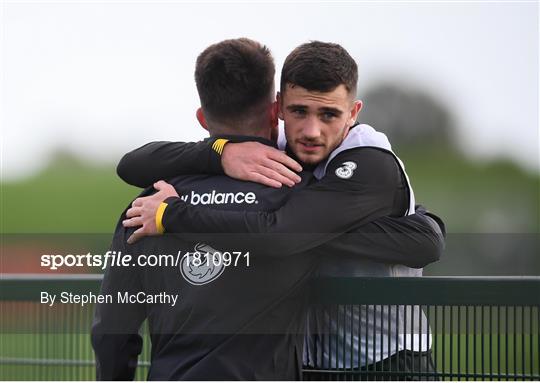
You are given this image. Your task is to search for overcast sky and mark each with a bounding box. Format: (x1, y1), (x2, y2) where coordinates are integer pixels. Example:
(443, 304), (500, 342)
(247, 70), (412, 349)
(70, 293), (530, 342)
(1, 0), (538, 180)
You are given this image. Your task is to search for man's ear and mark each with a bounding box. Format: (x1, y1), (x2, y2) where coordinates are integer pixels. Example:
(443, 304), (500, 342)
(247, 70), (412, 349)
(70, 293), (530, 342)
(349, 100), (363, 126)
(270, 100), (279, 127)
(277, 92), (284, 120)
(196, 108), (208, 131)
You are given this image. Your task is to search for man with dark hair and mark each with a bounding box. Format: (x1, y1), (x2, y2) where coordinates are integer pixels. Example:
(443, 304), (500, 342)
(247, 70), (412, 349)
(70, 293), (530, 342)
(281, 41), (358, 95)
(93, 38), (442, 380)
(119, 40), (443, 378)
(194, 37), (277, 138)
(93, 38), (304, 380)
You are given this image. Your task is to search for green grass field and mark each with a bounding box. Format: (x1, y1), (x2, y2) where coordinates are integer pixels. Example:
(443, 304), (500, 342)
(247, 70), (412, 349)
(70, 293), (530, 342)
(1, 332), (538, 380)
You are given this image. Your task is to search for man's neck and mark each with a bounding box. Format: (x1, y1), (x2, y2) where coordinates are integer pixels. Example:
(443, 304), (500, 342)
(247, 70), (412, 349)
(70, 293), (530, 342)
(208, 126), (272, 141)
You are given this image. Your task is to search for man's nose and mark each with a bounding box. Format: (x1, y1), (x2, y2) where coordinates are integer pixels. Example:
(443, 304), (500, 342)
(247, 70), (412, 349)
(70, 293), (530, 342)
(301, 118), (322, 139)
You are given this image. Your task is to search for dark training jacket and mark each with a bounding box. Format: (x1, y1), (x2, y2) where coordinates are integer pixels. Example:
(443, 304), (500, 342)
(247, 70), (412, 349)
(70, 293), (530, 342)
(91, 135), (445, 380)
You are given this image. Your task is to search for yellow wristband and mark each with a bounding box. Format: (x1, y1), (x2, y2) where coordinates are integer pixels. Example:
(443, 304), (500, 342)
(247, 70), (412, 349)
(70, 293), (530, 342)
(211, 138), (229, 155)
(155, 202), (168, 234)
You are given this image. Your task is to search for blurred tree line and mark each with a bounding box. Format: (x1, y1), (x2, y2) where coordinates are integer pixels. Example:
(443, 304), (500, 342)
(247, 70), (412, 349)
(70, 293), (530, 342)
(359, 83), (539, 275)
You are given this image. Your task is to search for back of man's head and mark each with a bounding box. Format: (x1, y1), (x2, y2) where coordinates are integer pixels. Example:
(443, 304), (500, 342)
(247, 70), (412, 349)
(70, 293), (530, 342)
(280, 41), (358, 97)
(195, 38), (276, 135)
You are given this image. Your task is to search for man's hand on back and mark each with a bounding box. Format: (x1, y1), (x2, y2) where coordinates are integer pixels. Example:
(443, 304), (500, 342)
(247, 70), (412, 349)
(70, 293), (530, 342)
(222, 142), (303, 188)
(123, 180), (179, 244)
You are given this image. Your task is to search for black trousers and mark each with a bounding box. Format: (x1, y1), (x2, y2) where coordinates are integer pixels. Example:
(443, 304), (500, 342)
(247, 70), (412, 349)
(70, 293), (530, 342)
(303, 350), (438, 381)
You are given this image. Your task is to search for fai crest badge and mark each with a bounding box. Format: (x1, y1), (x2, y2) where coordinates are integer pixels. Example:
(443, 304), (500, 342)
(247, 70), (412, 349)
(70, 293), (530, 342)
(180, 243), (225, 285)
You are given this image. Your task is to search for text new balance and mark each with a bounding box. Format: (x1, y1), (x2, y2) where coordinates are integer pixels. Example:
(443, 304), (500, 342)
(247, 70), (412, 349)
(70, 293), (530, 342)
(181, 190), (258, 205)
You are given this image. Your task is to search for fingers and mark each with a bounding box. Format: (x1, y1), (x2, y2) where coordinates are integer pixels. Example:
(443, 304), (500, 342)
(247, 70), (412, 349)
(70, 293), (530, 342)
(256, 164), (295, 187)
(248, 172), (283, 189)
(154, 180), (169, 191)
(154, 181), (175, 192)
(132, 195), (157, 207)
(127, 228), (144, 245)
(261, 158), (302, 186)
(123, 216), (143, 228)
(126, 224), (161, 244)
(267, 150), (303, 173)
(154, 180), (179, 198)
(125, 206), (142, 218)
(221, 141), (303, 188)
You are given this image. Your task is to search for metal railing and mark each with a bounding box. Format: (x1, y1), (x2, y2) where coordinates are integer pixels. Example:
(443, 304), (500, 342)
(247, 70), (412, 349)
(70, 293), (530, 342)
(1, 274), (538, 380)
(304, 277), (540, 380)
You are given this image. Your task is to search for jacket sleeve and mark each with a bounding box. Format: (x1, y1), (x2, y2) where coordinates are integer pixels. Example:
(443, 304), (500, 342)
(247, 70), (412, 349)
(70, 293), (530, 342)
(160, 148), (410, 256)
(318, 207), (446, 268)
(91, 226), (146, 380)
(117, 140), (223, 188)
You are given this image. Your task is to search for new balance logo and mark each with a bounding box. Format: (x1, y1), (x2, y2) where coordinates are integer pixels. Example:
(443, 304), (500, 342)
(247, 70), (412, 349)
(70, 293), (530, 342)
(181, 190), (258, 205)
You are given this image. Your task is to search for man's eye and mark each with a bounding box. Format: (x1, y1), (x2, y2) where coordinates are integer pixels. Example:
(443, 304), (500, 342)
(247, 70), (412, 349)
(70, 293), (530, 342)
(321, 112), (337, 120)
(291, 109), (306, 117)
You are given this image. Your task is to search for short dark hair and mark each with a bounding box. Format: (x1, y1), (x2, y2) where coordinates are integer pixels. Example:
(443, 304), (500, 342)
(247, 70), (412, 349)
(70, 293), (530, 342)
(280, 41), (358, 96)
(195, 38), (275, 123)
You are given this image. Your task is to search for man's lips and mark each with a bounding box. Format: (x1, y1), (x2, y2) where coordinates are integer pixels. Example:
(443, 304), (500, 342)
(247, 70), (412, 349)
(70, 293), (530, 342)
(298, 141), (324, 153)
